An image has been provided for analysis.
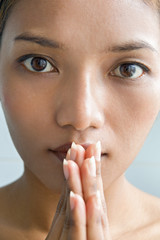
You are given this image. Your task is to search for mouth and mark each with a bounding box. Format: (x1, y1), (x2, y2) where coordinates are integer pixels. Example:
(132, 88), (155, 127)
(49, 150), (107, 163)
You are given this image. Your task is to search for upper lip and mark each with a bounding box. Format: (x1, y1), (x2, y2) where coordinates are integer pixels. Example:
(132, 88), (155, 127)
(50, 142), (105, 155)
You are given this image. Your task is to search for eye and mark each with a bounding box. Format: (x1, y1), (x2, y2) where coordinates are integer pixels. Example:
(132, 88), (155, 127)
(18, 55), (58, 73)
(110, 62), (149, 79)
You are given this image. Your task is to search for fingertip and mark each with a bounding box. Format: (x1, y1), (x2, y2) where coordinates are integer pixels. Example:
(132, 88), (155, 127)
(75, 144), (85, 167)
(70, 191), (76, 210)
(63, 159), (69, 180)
(70, 191), (85, 210)
(76, 144), (86, 152)
(71, 142), (77, 149)
(76, 193), (85, 206)
(66, 149), (71, 159)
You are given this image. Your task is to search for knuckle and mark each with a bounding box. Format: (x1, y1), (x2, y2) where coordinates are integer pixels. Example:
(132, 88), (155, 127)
(96, 214), (102, 225)
(89, 181), (98, 192)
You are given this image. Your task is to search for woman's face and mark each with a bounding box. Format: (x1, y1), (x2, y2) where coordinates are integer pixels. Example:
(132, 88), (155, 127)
(0, 0), (160, 192)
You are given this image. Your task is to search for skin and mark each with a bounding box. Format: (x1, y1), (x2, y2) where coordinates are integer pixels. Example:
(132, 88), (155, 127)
(0, 0), (160, 239)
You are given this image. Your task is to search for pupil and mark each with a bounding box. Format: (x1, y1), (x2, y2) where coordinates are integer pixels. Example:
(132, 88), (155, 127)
(120, 64), (136, 77)
(31, 57), (47, 71)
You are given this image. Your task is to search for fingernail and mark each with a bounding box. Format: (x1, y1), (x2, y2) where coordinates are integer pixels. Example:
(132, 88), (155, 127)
(66, 149), (71, 159)
(70, 191), (75, 210)
(72, 142), (77, 149)
(70, 142), (77, 161)
(95, 141), (101, 162)
(89, 156), (96, 177)
(63, 159), (69, 180)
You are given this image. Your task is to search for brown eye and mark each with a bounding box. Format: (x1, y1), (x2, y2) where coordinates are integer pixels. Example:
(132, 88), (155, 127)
(111, 63), (145, 79)
(120, 64), (137, 78)
(22, 57), (55, 73)
(31, 57), (47, 71)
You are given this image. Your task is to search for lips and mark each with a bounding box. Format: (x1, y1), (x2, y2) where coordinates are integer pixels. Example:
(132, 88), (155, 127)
(53, 142), (92, 152)
(49, 142), (107, 163)
(52, 151), (68, 162)
(49, 142), (92, 163)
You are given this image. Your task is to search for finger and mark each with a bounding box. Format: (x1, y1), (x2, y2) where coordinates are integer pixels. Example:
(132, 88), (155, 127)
(64, 143), (84, 197)
(81, 156), (98, 201)
(81, 155), (110, 239)
(85, 142), (107, 216)
(94, 141), (109, 229)
(63, 159), (83, 197)
(87, 191), (112, 240)
(60, 160), (83, 238)
(84, 143), (95, 159)
(86, 191), (104, 239)
(76, 144), (86, 167)
(66, 142), (85, 167)
(60, 191), (86, 240)
(59, 151), (84, 239)
(82, 142), (109, 234)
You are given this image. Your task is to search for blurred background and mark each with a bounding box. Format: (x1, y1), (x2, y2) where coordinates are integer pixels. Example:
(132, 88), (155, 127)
(0, 102), (160, 197)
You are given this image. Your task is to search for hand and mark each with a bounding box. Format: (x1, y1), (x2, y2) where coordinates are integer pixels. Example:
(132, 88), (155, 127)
(46, 142), (112, 240)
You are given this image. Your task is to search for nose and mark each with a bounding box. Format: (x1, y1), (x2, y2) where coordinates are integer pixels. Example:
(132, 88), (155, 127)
(55, 69), (104, 131)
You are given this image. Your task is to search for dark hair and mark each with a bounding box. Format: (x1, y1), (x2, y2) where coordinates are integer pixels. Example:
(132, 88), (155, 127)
(143, 0), (160, 11)
(0, 0), (160, 46)
(0, 0), (17, 46)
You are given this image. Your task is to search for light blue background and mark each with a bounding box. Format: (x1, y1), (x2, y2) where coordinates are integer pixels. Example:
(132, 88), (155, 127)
(0, 103), (160, 197)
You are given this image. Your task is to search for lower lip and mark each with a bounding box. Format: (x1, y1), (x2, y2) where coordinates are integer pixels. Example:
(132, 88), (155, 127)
(50, 150), (107, 163)
(51, 151), (67, 163)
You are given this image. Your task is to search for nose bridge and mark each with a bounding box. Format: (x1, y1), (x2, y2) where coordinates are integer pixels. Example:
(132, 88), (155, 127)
(56, 65), (104, 130)
(72, 70), (92, 112)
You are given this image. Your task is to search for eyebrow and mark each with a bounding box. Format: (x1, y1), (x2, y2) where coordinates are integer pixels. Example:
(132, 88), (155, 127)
(14, 32), (158, 54)
(108, 40), (158, 53)
(14, 32), (66, 50)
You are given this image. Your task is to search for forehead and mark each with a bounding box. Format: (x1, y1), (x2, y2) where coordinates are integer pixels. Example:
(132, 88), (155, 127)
(2, 0), (160, 53)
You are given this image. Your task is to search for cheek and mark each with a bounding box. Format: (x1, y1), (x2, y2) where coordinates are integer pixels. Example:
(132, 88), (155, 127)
(116, 83), (160, 132)
(1, 87), (32, 130)
(0, 79), (46, 150)
(102, 84), (160, 189)
(122, 86), (160, 158)
(128, 86), (160, 130)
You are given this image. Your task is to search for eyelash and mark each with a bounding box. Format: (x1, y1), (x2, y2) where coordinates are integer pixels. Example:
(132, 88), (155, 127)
(17, 54), (59, 73)
(16, 54), (150, 80)
(110, 61), (150, 80)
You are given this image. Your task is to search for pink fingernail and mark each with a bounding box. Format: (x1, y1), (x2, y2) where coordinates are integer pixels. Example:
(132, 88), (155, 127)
(70, 142), (77, 160)
(70, 191), (75, 210)
(66, 149), (71, 159)
(63, 159), (69, 180)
